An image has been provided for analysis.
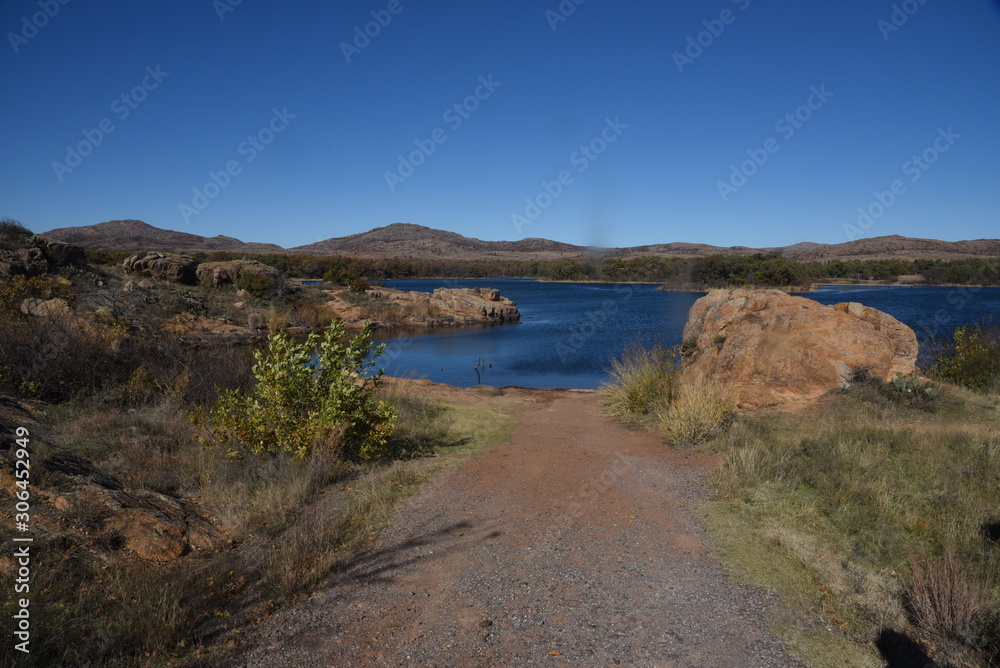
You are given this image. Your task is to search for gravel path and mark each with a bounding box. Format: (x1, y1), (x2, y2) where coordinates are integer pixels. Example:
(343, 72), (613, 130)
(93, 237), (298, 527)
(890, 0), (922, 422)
(240, 389), (804, 667)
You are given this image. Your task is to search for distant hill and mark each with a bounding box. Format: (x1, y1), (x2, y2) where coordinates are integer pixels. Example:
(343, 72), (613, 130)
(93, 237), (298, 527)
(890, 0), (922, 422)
(781, 235), (1000, 262)
(39, 220), (1000, 263)
(289, 223), (584, 260)
(42, 220), (285, 254)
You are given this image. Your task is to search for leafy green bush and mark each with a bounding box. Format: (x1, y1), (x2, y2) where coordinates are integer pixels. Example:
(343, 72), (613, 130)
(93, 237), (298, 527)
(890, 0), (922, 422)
(931, 323), (1000, 391)
(235, 271), (273, 299)
(322, 266), (344, 284)
(194, 320), (397, 461)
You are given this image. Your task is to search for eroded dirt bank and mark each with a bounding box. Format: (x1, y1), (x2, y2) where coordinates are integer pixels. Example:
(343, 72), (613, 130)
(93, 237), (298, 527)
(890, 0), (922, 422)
(238, 388), (802, 667)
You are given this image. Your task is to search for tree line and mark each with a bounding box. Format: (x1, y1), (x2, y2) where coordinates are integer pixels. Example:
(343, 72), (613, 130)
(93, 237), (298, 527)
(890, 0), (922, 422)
(84, 249), (1000, 288)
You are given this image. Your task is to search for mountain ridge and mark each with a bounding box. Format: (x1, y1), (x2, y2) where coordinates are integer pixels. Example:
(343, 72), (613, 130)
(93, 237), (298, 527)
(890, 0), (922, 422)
(40, 220), (1000, 262)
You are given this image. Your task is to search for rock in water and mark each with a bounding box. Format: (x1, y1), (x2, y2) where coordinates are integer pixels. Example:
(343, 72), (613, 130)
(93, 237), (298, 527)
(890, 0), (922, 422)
(681, 288), (918, 407)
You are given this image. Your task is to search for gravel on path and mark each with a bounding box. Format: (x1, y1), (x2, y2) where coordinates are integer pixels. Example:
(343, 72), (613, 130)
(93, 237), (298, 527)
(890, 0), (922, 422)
(240, 389), (805, 667)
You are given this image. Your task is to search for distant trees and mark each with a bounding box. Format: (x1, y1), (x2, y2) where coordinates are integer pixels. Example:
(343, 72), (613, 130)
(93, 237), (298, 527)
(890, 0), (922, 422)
(77, 247), (1000, 288)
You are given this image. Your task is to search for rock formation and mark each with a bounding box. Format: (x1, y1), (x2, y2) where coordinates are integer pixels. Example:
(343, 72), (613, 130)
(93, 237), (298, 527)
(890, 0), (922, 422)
(0, 239), (85, 277)
(429, 287), (521, 324)
(122, 252), (199, 284)
(0, 395), (224, 563)
(20, 297), (72, 316)
(681, 288), (918, 407)
(196, 259), (281, 289)
(351, 286), (521, 327)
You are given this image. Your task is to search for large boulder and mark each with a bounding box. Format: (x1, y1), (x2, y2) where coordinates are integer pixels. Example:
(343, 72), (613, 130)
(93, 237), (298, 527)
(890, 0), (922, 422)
(196, 259), (280, 290)
(36, 238), (86, 266)
(0, 247), (49, 277)
(0, 239), (86, 277)
(20, 297), (72, 316)
(432, 287), (520, 323)
(358, 286), (520, 326)
(122, 252), (198, 284)
(681, 288), (918, 407)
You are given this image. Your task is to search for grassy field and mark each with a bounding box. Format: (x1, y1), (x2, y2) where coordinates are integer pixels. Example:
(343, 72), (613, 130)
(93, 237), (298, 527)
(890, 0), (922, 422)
(603, 340), (1000, 667)
(1, 379), (514, 667)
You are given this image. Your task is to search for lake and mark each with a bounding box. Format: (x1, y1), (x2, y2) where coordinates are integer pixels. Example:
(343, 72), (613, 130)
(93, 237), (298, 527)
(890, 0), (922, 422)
(375, 279), (1000, 389)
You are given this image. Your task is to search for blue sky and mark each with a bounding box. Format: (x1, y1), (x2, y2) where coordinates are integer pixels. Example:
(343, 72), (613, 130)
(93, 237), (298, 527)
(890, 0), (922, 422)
(2, 0), (998, 249)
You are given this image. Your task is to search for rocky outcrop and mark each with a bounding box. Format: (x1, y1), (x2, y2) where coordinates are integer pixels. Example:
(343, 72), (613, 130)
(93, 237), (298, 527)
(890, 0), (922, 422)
(0, 239), (85, 277)
(20, 297), (72, 316)
(0, 397), (225, 563)
(351, 286), (521, 327)
(196, 259), (281, 289)
(429, 287), (520, 324)
(0, 247), (48, 277)
(122, 252), (199, 284)
(681, 288), (918, 407)
(79, 484), (225, 561)
(36, 238), (86, 266)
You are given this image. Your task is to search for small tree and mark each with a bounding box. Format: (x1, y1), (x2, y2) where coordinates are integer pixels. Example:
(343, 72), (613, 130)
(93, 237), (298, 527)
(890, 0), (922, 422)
(931, 323), (1000, 391)
(348, 275), (370, 294)
(0, 217), (31, 250)
(194, 320), (397, 461)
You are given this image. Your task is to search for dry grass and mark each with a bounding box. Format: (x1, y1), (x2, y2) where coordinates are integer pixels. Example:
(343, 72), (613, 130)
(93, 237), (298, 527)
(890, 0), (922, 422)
(596, 342), (1000, 664)
(659, 379), (736, 444)
(602, 341), (679, 421)
(18, 361), (516, 666)
(292, 297), (333, 328)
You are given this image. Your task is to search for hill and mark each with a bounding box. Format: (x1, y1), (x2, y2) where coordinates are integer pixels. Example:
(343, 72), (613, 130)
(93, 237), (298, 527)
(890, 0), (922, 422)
(289, 223), (584, 260)
(39, 220), (1000, 263)
(42, 220), (285, 254)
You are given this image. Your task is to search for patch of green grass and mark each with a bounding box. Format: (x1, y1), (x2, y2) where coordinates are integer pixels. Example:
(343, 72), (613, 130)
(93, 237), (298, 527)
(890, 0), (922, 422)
(701, 386), (1000, 665)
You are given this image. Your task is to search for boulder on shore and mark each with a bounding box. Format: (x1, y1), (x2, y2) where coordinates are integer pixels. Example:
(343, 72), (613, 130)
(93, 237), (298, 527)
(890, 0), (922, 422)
(681, 288), (918, 407)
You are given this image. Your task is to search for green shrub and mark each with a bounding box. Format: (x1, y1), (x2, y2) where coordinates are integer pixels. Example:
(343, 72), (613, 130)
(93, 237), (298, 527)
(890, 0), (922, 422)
(885, 373), (941, 408)
(323, 266), (344, 284)
(602, 341), (679, 420)
(194, 320), (397, 461)
(349, 275), (370, 294)
(235, 271), (273, 298)
(931, 323), (1000, 391)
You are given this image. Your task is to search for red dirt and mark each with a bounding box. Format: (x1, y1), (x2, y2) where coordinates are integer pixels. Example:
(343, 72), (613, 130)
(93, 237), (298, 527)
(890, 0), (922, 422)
(238, 386), (803, 667)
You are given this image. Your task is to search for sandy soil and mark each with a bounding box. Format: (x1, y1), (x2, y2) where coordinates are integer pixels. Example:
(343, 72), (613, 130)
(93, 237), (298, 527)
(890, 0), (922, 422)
(238, 386), (803, 667)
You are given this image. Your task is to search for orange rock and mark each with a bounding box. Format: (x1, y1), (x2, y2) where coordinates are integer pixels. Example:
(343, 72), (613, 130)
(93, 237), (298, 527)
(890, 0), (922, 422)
(681, 289), (918, 407)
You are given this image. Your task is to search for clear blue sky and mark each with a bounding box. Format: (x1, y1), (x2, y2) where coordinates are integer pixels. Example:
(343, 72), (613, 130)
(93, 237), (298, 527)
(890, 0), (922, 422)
(2, 0), (998, 249)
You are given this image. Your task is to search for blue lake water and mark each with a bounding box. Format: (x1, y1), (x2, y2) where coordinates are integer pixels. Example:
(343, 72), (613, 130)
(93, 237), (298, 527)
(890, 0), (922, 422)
(374, 279), (1000, 390)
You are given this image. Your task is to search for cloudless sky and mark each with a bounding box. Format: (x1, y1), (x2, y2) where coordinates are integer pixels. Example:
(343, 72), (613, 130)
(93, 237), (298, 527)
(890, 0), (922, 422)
(2, 0), (998, 249)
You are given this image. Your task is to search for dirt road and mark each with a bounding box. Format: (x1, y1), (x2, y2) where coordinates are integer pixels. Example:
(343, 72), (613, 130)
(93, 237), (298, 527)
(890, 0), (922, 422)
(240, 389), (802, 667)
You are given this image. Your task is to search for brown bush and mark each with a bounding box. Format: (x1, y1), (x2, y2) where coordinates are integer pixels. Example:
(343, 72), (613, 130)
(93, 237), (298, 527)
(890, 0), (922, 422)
(906, 549), (994, 640)
(292, 298), (332, 328)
